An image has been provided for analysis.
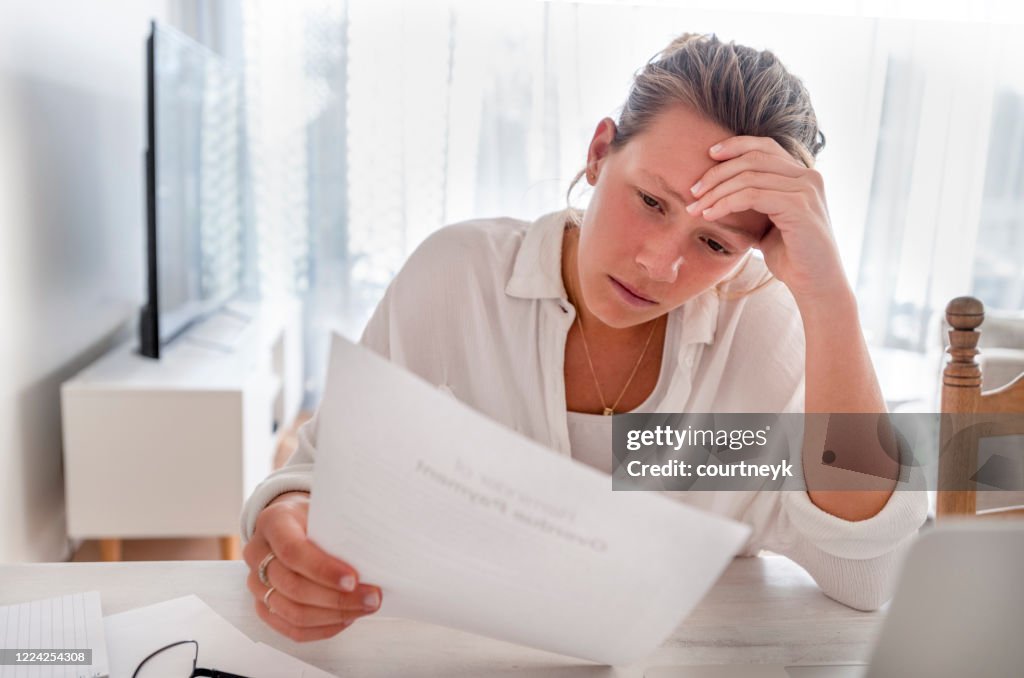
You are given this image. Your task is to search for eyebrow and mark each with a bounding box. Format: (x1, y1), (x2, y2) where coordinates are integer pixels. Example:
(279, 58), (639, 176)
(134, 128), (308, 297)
(643, 170), (692, 209)
(640, 170), (761, 245)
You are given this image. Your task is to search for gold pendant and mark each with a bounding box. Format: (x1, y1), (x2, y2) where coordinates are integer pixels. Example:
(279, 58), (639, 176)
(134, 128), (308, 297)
(603, 407), (614, 416)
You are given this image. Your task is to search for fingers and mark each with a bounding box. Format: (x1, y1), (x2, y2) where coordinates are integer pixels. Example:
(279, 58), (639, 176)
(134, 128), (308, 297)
(271, 534), (361, 593)
(691, 152), (806, 201)
(244, 537), (384, 642)
(688, 172), (804, 222)
(252, 597), (353, 643)
(256, 502), (361, 592)
(245, 501), (384, 642)
(247, 572), (349, 625)
(689, 137), (823, 220)
(684, 136), (826, 229)
(252, 556), (382, 612)
(701, 185), (805, 225)
(242, 530), (272, 571)
(246, 571), (382, 624)
(707, 136), (798, 164)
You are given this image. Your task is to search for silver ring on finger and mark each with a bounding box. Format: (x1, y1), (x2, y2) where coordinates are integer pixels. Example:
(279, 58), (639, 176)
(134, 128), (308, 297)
(258, 551), (276, 587)
(263, 586), (276, 613)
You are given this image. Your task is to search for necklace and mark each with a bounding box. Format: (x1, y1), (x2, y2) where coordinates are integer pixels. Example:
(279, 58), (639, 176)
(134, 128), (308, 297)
(566, 272), (661, 416)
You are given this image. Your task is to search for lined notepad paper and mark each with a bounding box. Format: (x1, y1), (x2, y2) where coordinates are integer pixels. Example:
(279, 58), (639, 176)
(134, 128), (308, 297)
(0, 591), (109, 678)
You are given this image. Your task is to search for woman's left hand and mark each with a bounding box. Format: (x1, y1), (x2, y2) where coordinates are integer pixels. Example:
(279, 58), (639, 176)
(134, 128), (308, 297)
(687, 136), (848, 307)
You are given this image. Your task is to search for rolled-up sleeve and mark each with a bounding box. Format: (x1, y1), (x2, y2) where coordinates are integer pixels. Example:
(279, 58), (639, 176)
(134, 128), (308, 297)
(763, 467), (929, 611)
(744, 389), (929, 611)
(239, 412), (319, 544)
(721, 280), (929, 611)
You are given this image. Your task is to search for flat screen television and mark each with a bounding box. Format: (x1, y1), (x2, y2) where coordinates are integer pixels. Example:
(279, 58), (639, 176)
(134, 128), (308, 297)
(139, 20), (245, 359)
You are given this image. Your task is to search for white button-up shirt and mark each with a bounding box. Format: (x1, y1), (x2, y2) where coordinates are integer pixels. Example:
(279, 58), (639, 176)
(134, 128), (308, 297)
(242, 209), (927, 611)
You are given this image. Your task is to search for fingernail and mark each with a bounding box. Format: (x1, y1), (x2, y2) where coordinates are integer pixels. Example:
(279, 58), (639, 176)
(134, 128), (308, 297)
(702, 208), (713, 218)
(363, 591), (380, 610)
(686, 202), (698, 214)
(690, 181), (702, 195)
(340, 575), (356, 592)
(709, 143), (722, 154)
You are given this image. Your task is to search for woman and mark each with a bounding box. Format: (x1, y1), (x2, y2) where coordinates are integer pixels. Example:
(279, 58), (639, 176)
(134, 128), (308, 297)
(240, 33), (927, 643)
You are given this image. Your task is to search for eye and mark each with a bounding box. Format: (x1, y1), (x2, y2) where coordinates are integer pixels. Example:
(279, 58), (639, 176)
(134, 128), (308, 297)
(700, 236), (732, 256)
(637, 190), (664, 213)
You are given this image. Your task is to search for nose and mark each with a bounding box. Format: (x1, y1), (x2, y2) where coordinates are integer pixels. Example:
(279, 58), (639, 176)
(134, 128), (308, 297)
(635, 240), (684, 283)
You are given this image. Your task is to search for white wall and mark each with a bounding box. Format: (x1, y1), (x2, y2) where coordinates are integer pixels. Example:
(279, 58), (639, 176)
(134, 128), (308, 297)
(0, 0), (168, 562)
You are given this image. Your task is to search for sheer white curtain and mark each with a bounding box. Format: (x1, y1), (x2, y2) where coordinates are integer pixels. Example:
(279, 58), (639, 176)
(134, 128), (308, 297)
(233, 0), (1023, 403)
(856, 21), (1022, 349)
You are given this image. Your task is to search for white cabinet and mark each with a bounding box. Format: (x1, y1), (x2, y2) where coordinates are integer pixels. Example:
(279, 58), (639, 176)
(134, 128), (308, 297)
(60, 299), (303, 559)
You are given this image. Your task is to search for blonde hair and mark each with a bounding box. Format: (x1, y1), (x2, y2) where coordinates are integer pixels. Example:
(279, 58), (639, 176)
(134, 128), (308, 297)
(566, 33), (826, 298)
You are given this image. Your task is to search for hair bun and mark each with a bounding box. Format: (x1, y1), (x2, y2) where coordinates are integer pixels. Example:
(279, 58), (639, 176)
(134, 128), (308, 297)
(624, 31), (823, 167)
(661, 32), (714, 56)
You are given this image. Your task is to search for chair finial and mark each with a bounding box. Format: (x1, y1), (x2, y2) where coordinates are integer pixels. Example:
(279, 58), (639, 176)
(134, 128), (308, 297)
(945, 296), (984, 331)
(943, 296), (983, 390)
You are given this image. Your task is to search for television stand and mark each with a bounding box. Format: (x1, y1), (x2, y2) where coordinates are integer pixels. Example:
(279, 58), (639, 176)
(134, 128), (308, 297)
(96, 535), (240, 562)
(61, 298), (303, 561)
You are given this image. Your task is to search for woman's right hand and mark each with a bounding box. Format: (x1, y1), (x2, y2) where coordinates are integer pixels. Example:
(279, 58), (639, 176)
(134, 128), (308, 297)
(243, 491), (382, 642)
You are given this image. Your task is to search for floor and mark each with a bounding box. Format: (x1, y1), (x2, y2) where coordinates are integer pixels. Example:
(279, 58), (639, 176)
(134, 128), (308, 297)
(71, 411), (313, 562)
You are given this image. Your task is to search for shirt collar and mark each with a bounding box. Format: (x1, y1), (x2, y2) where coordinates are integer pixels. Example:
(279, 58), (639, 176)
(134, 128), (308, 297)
(505, 209), (719, 346)
(505, 209), (570, 301)
(675, 288), (719, 347)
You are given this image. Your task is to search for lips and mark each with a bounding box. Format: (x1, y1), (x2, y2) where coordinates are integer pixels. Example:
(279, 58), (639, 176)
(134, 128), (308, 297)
(606, 278), (655, 307)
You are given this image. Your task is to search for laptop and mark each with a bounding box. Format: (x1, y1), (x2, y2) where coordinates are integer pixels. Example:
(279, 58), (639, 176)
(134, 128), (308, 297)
(646, 522), (1024, 678)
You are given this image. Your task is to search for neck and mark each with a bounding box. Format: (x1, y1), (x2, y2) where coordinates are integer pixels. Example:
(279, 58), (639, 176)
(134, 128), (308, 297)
(560, 225), (659, 343)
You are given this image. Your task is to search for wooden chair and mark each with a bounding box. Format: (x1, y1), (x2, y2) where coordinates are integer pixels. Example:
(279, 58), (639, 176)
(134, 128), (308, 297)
(938, 296), (1024, 519)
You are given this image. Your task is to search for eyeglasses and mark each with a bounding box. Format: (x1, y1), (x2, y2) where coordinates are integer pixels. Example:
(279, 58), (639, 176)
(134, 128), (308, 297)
(132, 639), (251, 677)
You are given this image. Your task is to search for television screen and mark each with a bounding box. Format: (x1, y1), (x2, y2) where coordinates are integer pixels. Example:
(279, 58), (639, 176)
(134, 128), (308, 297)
(140, 21), (244, 358)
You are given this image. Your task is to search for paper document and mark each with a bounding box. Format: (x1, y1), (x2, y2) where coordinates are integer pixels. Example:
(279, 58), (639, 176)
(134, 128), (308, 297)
(308, 333), (752, 665)
(103, 595), (334, 678)
(0, 591), (109, 678)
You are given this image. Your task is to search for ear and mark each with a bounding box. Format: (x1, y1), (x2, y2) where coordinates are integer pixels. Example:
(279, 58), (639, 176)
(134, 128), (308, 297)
(586, 117), (618, 179)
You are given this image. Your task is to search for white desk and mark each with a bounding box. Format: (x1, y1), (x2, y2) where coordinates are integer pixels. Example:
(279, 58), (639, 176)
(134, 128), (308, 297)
(0, 557), (881, 676)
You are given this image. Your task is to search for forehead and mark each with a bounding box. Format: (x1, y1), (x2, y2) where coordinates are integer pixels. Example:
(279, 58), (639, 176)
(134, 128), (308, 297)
(618, 104), (771, 237)
(623, 104), (729, 180)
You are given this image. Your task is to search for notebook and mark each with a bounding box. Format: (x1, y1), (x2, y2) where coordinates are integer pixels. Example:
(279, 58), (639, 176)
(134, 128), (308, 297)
(0, 591), (109, 678)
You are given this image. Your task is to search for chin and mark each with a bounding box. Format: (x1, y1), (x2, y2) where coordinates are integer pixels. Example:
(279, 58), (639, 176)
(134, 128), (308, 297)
(591, 300), (654, 329)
